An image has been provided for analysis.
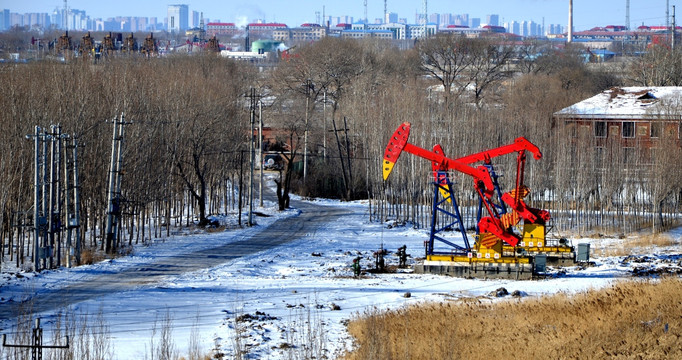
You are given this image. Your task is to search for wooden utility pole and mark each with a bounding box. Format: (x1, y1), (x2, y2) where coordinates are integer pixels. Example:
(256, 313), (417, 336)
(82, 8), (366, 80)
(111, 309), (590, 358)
(303, 80), (313, 185)
(248, 89), (255, 226)
(258, 99), (264, 208)
(245, 89), (262, 225)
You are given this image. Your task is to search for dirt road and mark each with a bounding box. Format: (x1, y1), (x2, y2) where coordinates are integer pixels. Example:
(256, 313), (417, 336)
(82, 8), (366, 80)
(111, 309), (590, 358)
(0, 199), (353, 321)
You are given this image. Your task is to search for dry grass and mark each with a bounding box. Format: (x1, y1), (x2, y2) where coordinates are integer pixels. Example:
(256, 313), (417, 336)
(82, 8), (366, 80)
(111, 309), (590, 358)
(344, 277), (682, 360)
(80, 247), (107, 265)
(601, 233), (677, 257)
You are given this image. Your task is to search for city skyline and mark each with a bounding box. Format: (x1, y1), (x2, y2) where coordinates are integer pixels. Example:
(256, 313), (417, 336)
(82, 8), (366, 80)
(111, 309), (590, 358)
(0, 0), (675, 30)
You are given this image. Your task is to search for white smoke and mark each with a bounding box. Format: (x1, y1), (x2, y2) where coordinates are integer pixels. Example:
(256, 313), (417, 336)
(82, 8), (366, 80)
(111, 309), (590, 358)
(235, 15), (248, 28)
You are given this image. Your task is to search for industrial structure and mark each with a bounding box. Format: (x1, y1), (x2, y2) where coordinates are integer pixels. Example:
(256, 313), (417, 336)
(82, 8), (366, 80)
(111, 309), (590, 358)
(383, 123), (580, 279)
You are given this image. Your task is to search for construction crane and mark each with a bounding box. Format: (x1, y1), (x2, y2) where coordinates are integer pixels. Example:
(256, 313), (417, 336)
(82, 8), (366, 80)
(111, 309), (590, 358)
(383, 122), (576, 279)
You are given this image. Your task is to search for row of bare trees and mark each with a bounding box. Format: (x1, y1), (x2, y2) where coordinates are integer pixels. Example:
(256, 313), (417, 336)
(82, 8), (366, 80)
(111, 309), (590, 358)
(264, 35), (682, 236)
(0, 54), (254, 269)
(1, 33), (682, 270)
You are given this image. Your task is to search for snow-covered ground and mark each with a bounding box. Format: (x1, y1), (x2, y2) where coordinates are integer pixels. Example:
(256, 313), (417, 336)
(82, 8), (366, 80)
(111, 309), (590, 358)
(1, 192), (682, 359)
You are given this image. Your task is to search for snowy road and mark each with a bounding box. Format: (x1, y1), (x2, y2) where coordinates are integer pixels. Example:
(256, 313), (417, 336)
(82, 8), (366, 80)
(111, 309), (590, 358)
(0, 199), (353, 321)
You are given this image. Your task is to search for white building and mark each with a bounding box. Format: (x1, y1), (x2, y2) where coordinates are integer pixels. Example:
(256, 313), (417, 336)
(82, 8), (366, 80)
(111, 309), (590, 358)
(167, 4), (188, 33)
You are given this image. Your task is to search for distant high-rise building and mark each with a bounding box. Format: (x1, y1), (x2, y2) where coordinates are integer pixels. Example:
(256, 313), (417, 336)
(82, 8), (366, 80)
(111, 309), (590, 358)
(469, 18), (480, 28)
(386, 12), (398, 24)
(521, 21), (529, 36)
(192, 10), (200, 28)
(149, 17), (159, 31)
(486, 14), (499, 27)
(10, 13), (22, 27)
(528, 21), (541, 36)
(547, 24), (563, 35)
(521, 20), (542, 37)
(167, 4), (188, 33)
(453, 14), (468, 26)
(1, 9), (10, 30)
(507, 21), (521, 35)
(440, 13), (453, 26)
(51, 8), (62, 29)
(429, 13), (439, 25)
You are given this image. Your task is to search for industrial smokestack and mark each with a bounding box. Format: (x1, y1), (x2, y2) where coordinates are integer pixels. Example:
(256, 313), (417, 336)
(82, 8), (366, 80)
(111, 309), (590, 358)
(568, 0), (573, 43)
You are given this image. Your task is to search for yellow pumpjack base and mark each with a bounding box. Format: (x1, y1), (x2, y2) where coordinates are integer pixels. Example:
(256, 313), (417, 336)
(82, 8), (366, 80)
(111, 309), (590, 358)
(504, 245), (574, 253)
(427, 254), (531, 264)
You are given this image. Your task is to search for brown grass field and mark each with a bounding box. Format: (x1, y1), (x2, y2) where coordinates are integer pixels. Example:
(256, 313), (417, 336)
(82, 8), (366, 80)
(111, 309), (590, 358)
(601, 233), (678, 257)
(343, 277), (682, 359)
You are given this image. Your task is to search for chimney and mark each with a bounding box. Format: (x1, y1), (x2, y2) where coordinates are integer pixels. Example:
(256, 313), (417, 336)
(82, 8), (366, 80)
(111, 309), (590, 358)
(568, 0), (573, 43)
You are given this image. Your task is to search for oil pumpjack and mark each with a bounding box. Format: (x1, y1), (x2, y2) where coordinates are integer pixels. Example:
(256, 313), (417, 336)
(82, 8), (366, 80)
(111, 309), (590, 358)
(382, 122), (577, 279)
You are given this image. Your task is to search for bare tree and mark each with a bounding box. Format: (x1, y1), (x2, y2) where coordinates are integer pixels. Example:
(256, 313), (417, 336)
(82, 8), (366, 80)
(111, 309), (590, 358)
(627, 45), (682, 86)
(464, 38), (515, 105)
(416, 33), (472, 108)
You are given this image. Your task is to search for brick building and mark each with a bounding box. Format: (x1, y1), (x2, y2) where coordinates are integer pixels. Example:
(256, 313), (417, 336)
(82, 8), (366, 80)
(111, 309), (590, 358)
(554, 87), (682, 164)
(206, 22), (238, 37)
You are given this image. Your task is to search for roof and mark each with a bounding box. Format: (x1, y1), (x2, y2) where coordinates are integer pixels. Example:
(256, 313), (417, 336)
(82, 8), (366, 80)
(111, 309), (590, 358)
(343, 29), (393, 33)
(207, 22), (235, 26)
(554, 87), (682, 120)
(248, 23), (288, 28)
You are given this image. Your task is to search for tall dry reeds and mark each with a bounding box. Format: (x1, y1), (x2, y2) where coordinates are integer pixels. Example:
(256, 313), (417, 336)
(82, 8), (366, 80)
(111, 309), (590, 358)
(344, 277), (682, 359)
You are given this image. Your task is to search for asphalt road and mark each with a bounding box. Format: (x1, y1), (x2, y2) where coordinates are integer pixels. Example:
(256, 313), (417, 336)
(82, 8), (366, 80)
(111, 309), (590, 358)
(0, 196), (353, 321)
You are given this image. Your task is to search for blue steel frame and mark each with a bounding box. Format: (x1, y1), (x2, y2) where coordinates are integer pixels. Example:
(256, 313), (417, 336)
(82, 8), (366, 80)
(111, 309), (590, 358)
(428, 171), (471, 255)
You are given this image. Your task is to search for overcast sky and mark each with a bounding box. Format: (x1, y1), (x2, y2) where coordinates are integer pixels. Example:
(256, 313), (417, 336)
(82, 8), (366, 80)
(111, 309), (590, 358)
(0, 0), (675, 30)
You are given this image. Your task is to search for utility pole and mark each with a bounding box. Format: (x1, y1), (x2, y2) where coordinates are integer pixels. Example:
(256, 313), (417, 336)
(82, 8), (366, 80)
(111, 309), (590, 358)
(63, 133), (71, 267)
(105, 114), (127, 253)
(47, 125), (65, 268)
(672, 5), (676, 50)
(384, 0), (388, 23)
(248, 90), (254, 226)
(29, 126), (43, 271)
(422, 0), (427, 38)
(667, 0), (670, 31)
(41, 134), (48, 269)
(304, 79), (312, 185)
(258, 98), (264, 208)
(2, 318), (69, 360)
(47, 125), (56, 269)
(248, 88), (256, 226)
(63, 136), (81, 267)
(72, 137), (81, 265)
(323, 90), (327, 159)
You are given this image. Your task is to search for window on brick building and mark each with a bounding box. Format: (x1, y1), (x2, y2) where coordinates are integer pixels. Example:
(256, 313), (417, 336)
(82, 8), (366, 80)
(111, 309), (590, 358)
(650, 122), (660, 138)
(594, 121), (606, 137)
(622, 122), (635, 138)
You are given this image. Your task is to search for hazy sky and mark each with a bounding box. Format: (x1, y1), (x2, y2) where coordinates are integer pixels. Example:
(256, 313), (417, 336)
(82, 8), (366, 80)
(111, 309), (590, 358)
(0, 0), (675, 30)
